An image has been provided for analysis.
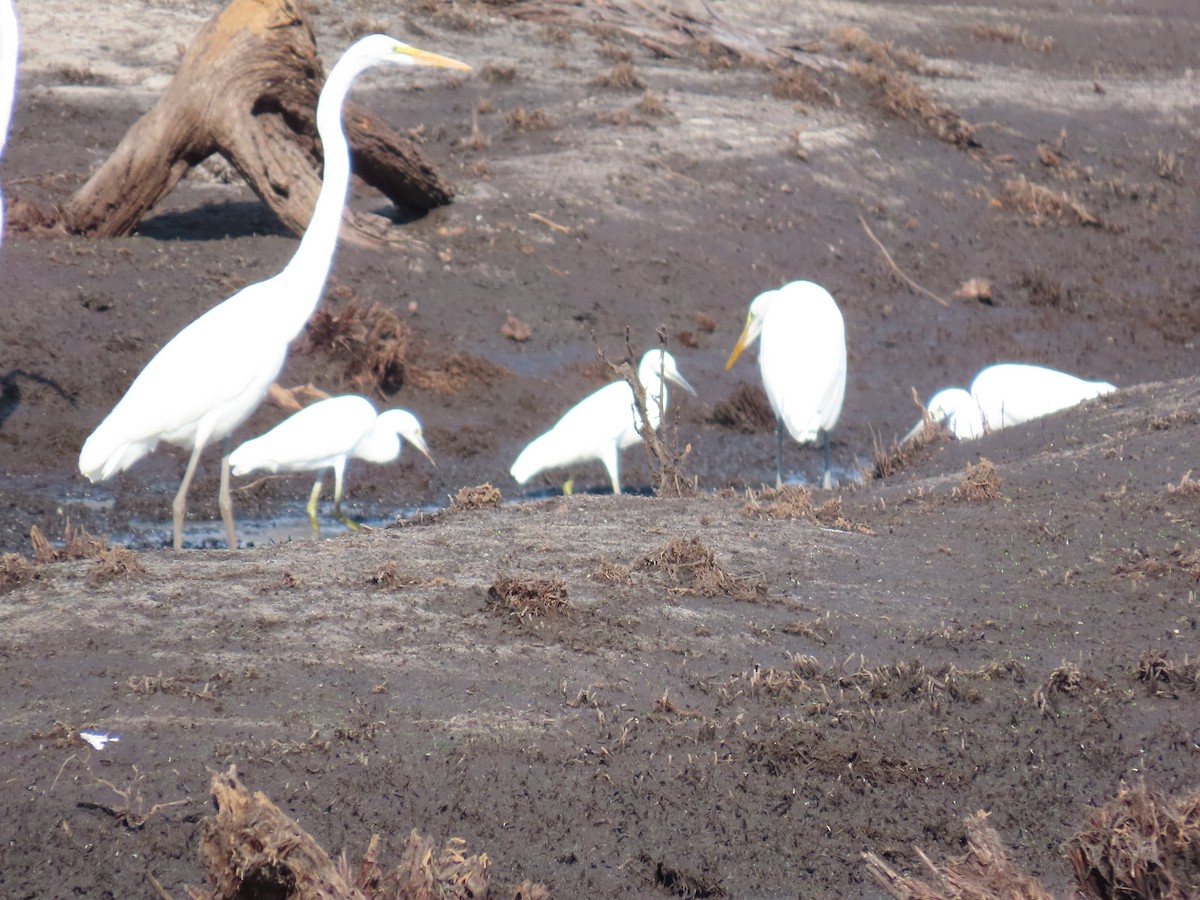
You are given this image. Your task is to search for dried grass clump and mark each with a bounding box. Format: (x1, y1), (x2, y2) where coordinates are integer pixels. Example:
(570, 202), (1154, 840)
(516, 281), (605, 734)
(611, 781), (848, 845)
(1000, 175), (1101, 227)
(300, 300), (411, 395)
(636, 536), (764, 601)
(953, 458), (1003, 501)
(1032, 662), (1107, 713)
(1136, 650), (1200, 695)
(636, 90), (666, 117)
(478, 62), (516, 82)
(591, 558), (633, 584)
(452, 483), (502, 510)
(88, 546), (145, 586)
(772, 67), (833, 105)
(831, 25), (938, 75)
(708, 382), (775, 432)
(407, 354), (510, 396)
(1066, 781), (1200, 899)
(1166, 470), (1200, 496)
(593, 61), (645, 90)
(742, 486), (875, 534)
(0, 553), (41, 593)
(195, 766), (544, 899)
(31, 521), (105, 562)
(850, 61), (975, 147)
(506, 107), (554, 132)
(967, 22), (1054, 52)
(487, 573), (570, 619)
(865, 809), (1054, 899)
(500, 314), (532, 342)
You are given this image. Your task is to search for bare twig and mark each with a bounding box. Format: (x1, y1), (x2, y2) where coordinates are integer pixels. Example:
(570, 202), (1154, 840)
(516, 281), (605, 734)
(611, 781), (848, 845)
(528, 211), (572, 234)
(859, 215), (950, 307)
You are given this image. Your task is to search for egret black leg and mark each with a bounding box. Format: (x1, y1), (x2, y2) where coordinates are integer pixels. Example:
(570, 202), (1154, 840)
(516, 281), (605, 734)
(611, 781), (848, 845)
(775, 416), (785, 489)
(821, 429), (832, 490)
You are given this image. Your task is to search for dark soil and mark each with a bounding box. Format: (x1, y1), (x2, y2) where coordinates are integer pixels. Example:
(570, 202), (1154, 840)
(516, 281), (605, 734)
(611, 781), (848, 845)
(2, 1), (1200, 897)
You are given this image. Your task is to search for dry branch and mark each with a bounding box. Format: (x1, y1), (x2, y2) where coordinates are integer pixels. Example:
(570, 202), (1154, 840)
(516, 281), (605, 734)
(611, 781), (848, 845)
(61, 0), (454, 248)
(860, 215), (951, 307)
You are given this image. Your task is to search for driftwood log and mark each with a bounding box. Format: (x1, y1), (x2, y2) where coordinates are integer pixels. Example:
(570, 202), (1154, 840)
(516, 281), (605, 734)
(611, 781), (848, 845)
(62, 0), (455, 247)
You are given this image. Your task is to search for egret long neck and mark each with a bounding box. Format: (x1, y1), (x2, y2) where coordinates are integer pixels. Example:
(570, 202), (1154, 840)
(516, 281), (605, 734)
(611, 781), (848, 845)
(276, 52), (368, 327)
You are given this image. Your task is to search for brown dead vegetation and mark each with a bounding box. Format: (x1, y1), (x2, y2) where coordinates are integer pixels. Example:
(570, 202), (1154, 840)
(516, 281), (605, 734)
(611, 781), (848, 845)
(79, 771), (190, 831)
(408, 354), (511, 396)
(967, 22), (1054, 52)
(505, 107), (554, 132)
(30, 521), (105, 562)
(831, 25), (942, 76)
(1136, 650), (1200, 696)
(300, 300), (411, 395)
(501, 314), (532, 342)
(451, 483), (503, 510)
(849, 62), (976, 148)
(709, 381), (775, 432)
(636, 90), (666, 117)
(953, 458), (1003, 501)
(742, 485), (875, 534)
(0, 553), (41, 593)
(593, 61), (645, 90)
(999, 175), (1102, 227)
(772, 66), (833, 105)
(487, 573), (570, 619)
(195, 766), (545, 899)
(591, 558), (633, 584)
(1032, 662), (1107, 714)
(865, 809), (1054, 899)
(369, 561), (451, 591)
(636, 536), (764, 601)
(88, 546), (146, 586)
(1066, 781), (1200, 899)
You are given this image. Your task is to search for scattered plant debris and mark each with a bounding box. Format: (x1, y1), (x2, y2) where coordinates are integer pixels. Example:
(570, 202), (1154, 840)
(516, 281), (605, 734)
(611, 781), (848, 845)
(1065, 781), (1200, 899)
(636, 536), (764, 601)
(408, 353), (511, 396)
(967, 22), (1054, 51)
(506, 107), (554, 131)
(953, 458), (1003, 501)
(742, 485), (875, 534)
(30, 521), (105, 562)
(1019, 269), (1069, 307)
(1155, 149), (1184, 184)
(591, 558), (633, 584)
(1167, 470), (1200, 495)
(487, 573), (571, 619)
(300, 300), (411, 395)
(772, 66), (832, 104)
(1032, 661), (1107, 714)
(831, 25), (941, 75)
(647, 854), (726, 898)
(849, 61), (976, 147)
(636, 89), (666, 116)
(78, 770), (190, 830)
(0, 553), (42, 593)
(708, 382), (775, 432)
(999, 175), (1101, 227)
(501, 314), (532, 342)
(593, 61), (645, 90)
(194, 766), (542, 899)
(88, 546), (145, 586)
(1136, 650), (1200, 696)
(452, 483), (502, 510)
(865, 809), (1054, 899)
(478, 61), (516, 82)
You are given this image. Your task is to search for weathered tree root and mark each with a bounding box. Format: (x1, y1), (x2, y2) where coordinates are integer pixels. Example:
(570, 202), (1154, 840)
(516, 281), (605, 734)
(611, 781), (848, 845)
(63, 0), (455, 248)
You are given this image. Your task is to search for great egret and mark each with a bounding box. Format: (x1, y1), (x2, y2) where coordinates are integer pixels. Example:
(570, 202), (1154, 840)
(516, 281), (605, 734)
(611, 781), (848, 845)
(229, 395), (433, 537)
(905, 363), (1117, 443)
(510, 349), (696, 495)
(725, 280), (846, 489)
(0, 0), (20, 243)
(77, 35), (469, 550)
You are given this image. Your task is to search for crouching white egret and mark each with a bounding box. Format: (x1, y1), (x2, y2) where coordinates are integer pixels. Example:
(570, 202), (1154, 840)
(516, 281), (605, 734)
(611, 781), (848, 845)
(726, 280), (846, 489)
(77, 35), (470, 550)
(230, 394), (433, 537)
(510, 349), (696, 495)
(905, 363), (1117, 443)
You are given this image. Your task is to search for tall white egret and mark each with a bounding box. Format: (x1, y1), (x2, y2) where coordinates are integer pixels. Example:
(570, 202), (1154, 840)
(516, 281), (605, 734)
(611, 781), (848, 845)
(229, 395), (433, 537)
(510, 349), (696, 495)
(77, 36), (469, 550)
(0, 0), (20, 243)
(725, 280), (846, 489)
(905, 363), (1117, 443)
